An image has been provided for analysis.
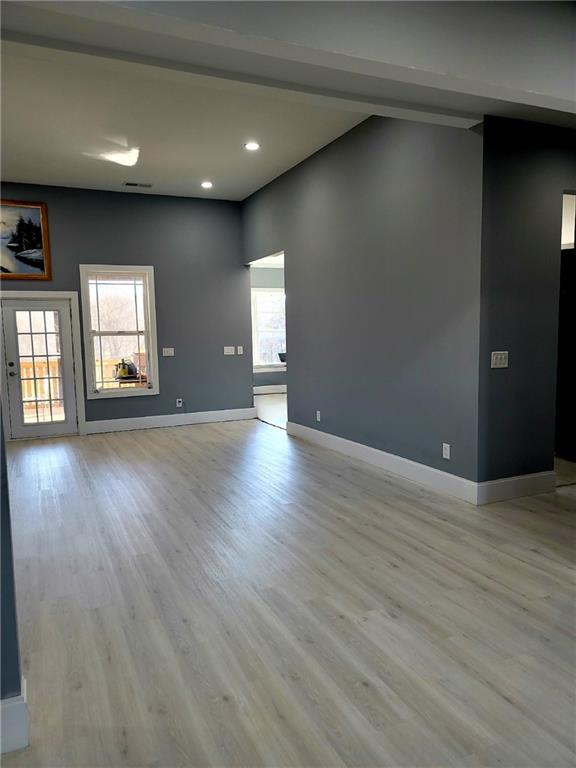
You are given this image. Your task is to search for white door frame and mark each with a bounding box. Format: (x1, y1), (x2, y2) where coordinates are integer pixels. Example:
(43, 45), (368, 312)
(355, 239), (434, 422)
(1, 291), (86, 439)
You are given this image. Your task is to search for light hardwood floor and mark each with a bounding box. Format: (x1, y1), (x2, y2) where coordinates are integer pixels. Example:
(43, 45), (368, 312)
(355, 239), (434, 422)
(5, 420), (576, 768)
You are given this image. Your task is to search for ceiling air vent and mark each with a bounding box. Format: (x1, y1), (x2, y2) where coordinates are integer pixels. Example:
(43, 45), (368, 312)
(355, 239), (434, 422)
(124, 182), (153, 188)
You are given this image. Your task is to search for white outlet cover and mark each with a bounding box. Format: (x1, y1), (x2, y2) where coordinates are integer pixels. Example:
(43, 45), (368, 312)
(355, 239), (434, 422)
(442, 443), (451, 460)
(162, 347), (175, 357)
(224, 346), (236, 355)
(316, 410), (321, 422)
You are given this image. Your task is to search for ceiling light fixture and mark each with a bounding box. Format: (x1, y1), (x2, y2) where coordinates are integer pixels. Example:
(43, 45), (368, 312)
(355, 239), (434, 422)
(201, 181), (214, 189)
(100, 147), (140, 167)
(244, 141), (261, 151)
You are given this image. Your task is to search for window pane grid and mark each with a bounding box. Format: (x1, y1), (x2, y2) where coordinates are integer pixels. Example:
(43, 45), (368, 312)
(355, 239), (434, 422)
(83, 269), (154, 395)
(252, 290), (286, 365)
(15, 310), (65, 425)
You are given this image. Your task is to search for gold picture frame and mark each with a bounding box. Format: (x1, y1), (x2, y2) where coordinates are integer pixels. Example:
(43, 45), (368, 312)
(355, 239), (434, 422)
(0, 200), (52, 280)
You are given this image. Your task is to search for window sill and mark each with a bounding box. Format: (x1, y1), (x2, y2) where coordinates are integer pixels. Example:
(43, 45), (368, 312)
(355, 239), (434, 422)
(87, 385), (160, 400)
(253, 364), (286, 374)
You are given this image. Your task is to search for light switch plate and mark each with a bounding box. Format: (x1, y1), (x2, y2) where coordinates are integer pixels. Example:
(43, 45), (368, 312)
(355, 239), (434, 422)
(162, 347), (175, 357)
(237, 346), (244, 355)
(223, 346), (235, 356)
(442, 443), (451, 460)
(491, 351), (509, 369)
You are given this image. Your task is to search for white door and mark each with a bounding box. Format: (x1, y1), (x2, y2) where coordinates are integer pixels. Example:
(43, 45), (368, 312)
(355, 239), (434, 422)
(1, 299), (78, 438)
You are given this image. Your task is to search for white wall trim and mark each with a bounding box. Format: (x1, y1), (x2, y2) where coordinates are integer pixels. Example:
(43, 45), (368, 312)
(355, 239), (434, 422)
(476, 471), (556, 505)
(254, 385), (287, 394)
(83, 407), (256, 435)
(287, 422), (556, 506)
(1, 679), (29, 755)
(79, 264), (160, 400)
(254, 364), (286, 373)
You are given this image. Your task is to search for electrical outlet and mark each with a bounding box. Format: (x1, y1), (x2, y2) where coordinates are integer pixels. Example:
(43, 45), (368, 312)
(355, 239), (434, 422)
(491, 351), (509, 369)
(442, 443), (451, 460)
(316, 410), (321, 423)
(176, 398), (183, 408)
(237, 345), (244, 355)
(162, 347), (175, 357)
(223, 346), (235, 355)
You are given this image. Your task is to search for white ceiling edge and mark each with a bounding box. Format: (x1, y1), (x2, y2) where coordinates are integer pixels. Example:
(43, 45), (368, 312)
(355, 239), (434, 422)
(1, 32), (482, 131)
(0, 39), (474, 128)
(18, 0), (574, 116)
(2, 2), (490, 130)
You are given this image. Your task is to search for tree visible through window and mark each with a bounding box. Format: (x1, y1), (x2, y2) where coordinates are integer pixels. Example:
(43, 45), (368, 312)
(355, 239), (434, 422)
(80, 265), (159, 398)
(251, 289), (286, 365)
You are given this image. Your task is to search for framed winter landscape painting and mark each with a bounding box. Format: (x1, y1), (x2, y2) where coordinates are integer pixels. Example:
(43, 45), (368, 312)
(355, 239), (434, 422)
(0, 200), (52, 280)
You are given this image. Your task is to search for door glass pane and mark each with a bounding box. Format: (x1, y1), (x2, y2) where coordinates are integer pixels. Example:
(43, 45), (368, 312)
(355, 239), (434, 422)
(17, 334), (32, 356)
(19, 357), (34, 379)
(37, 401), (52, 422)
(49, 379), (62, 400)
(30, 312), (45, 333)
(44, 311), (59, 333)
(16, 311), (31, 333)
(14, 309), (66, 425)
(21, 380), (36, 402)
(32, 334), (47, 356)
(35, 378), (50, 400)
(46, 334), (60, 354)
(23, 402), (38, 424)
(51, 401), (65, 422)
(48, 357), (62, 378)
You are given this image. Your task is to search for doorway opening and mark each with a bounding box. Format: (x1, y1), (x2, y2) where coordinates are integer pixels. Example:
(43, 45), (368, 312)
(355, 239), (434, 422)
(249, 252), (287, 430)
(556, 193), (576, 486)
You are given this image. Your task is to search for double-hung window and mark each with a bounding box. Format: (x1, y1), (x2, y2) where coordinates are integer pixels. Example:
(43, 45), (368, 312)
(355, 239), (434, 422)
(80, 265), (159, 398)
(251, 288), (286, 366)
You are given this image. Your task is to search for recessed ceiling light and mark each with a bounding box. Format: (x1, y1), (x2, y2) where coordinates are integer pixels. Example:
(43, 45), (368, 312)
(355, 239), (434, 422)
(244, 141), (261, 151)
(100, 147), (140, 167)
(201, 181), (214, 189)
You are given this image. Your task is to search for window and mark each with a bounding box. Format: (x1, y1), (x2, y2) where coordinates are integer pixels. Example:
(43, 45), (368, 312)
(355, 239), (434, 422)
(80, 265), (159, 398)
(251, 288), (286, 366)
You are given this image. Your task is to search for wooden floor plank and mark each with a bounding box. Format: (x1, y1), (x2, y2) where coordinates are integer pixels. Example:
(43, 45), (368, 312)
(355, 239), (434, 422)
(4, 420), (576, 767)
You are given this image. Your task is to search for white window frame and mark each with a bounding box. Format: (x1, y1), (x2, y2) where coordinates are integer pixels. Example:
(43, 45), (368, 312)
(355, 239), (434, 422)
(79, 264), (160, 399)
(251, 287), (286, 369)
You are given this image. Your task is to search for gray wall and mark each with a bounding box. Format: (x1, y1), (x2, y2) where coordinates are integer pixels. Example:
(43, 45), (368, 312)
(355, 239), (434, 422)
(243, 116), (484, 480)
(1, 413), (21, 699)
(1, 184), (253, 422)
(478, 117), (576, 481)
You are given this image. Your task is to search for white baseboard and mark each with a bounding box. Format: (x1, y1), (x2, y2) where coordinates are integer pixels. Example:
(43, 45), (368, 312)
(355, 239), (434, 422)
(82, 407), (256, 435)
(476, 471), (556, 504)
(254, 385), (287, 394)
(287, 422), (556, 506)
(1, 680), (29, 754)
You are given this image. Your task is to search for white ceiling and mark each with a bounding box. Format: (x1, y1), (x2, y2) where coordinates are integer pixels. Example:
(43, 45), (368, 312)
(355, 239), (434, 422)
(1, 43), (366, 200)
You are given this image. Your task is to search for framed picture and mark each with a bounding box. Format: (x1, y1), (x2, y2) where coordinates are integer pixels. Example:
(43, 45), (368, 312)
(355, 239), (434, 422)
(0, 200), (52, 280)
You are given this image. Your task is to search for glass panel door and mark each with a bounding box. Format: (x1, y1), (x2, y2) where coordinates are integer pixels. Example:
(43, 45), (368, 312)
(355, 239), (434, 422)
(15, 309), (66, 425)
(2, 299), (78, 438)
